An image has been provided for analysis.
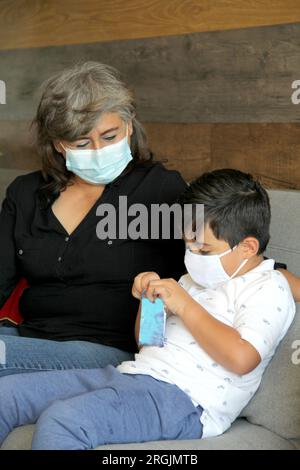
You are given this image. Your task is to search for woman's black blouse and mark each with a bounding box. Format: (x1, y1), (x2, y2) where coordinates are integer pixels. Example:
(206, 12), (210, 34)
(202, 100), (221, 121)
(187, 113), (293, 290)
(0, 162), (187, 352)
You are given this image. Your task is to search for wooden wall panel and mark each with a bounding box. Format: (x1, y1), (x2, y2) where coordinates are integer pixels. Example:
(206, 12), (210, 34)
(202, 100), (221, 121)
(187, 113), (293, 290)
(0, 0), (300, 50)
(0, 120), (39, 170)
(144, 123), (211, 182)
(1, 23), (300, 123)
(210, 123), (300, 188)
(2, 121), (300, 190)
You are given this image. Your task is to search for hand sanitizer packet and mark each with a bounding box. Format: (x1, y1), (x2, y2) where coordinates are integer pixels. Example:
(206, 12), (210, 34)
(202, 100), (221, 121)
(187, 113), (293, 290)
(139, 294), (166, 347)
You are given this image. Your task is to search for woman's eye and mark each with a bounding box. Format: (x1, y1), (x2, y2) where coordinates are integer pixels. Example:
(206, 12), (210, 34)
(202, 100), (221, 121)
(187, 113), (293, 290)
(76, 142), (89, 148)
(103, 135), (116, 141)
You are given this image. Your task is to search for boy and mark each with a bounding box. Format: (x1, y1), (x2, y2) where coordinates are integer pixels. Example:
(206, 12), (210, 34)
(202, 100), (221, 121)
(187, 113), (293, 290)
(0, 169), (295, 449)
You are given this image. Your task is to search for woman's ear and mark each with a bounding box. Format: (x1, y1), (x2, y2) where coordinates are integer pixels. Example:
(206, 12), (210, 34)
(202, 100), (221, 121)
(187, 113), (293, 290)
(128, 120), (133, 137)
(53, 141), (65, 155)
(240, 237), (260, 258)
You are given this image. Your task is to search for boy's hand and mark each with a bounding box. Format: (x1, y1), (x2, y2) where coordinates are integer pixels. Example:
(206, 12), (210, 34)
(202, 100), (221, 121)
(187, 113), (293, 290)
(144, 278), (194, 318)
(132, 271), (161, 300)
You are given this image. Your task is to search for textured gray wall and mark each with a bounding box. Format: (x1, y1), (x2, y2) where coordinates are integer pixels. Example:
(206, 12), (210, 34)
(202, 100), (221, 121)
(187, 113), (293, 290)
(0, 22), (299, 123)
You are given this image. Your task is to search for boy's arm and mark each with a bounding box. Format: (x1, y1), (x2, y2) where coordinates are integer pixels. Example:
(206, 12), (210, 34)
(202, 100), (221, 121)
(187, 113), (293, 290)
(180, 300), (261, 376)
(180, 277), (293, 376)
(146, 276), (292, 376)
(144, 278), (261, 375)
(278, 269), (300, 302)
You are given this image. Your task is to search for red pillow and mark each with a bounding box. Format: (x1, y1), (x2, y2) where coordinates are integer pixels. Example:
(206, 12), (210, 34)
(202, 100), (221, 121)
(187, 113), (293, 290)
(0, 278), (28, 325)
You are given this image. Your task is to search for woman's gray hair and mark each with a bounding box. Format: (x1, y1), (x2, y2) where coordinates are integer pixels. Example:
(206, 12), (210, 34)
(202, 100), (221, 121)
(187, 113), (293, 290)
(33, 61), (152, 206)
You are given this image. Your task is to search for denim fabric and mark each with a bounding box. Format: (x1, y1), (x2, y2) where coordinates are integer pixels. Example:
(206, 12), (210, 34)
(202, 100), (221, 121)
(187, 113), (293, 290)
(0, 325), (133, 377)
(0, 365), (203, 449)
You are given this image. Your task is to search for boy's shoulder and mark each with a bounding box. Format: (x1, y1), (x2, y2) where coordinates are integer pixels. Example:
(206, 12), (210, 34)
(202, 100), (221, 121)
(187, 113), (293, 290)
(241, 260), (292, 294)
(236, 261), (295, 318)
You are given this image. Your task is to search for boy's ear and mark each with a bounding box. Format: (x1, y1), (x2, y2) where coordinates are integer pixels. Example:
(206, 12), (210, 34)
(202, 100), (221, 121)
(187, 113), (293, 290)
(240, 237), (260, 257)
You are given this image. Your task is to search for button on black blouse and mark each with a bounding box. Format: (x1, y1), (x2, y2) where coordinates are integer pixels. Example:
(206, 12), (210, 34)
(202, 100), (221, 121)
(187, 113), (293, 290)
(0, 162), (187, 352)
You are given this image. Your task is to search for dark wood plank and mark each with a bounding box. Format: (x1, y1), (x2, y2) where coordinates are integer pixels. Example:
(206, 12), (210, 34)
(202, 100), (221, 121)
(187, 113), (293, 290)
(1, 22), (300, 122)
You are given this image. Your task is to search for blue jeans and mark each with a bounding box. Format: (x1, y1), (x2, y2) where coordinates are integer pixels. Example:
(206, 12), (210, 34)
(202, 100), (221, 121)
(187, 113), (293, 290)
(0, 366), (203, 449)
(0, 325), (133, 377)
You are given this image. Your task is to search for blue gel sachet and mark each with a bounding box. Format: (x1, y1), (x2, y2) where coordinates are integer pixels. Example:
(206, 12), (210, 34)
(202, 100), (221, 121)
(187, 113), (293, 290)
(139, 294), (166, 347)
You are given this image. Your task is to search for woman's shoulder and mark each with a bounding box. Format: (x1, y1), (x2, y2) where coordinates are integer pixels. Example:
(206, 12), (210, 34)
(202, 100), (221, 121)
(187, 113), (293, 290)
(6, 170), (45, 200)
(10, 169), (44, 185)
(131, 161), (187, 203)
(134, 160), (186, 185)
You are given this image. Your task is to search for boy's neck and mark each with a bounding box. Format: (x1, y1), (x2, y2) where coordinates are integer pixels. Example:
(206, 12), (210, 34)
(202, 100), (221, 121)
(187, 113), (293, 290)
(236, 254), (265, 277)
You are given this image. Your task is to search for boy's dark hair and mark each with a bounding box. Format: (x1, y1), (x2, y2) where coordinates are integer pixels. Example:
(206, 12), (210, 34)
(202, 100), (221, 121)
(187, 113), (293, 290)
(178, 169), (271, 255)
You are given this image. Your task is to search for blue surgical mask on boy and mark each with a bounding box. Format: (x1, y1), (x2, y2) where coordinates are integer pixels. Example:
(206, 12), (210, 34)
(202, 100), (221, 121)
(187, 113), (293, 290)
(61, 126), (133, 185)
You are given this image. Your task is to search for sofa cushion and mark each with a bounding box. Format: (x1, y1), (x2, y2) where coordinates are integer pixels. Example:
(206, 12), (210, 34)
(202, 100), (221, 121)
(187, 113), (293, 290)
(266, 190), (300, 277)
(1, 419), (296, 450)
(240, 304), (300, 440)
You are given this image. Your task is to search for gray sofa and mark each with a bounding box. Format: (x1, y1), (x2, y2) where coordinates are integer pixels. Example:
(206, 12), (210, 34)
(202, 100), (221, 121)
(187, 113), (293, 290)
(0, 168), (299, 450)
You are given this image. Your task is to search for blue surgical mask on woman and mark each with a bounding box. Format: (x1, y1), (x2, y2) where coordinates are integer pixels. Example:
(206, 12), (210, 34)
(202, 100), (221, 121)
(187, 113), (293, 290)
(62, 126), (133, 185)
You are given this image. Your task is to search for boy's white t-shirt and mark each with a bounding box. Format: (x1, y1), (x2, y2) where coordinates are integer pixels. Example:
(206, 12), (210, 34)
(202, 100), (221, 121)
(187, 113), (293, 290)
(117, 259), (295, 438)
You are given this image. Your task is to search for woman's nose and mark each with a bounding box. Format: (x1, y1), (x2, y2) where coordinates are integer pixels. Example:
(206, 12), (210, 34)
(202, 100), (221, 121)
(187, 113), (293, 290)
(89, 140), (104, 150)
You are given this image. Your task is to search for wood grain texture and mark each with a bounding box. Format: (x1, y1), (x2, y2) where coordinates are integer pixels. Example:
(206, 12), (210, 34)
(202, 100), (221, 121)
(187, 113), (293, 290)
(144, 123), (211, 182)
(1, 0), (300, 50)
(1, 121), (300, 189)
(0, 22), (300, 122)
(210, 123), (300, 188)
(0, 120), (39, 170)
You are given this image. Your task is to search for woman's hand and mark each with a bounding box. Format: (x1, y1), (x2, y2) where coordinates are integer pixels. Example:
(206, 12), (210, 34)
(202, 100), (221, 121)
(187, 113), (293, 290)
(132, 271), (161, 300)
(144, 278), (193, 318)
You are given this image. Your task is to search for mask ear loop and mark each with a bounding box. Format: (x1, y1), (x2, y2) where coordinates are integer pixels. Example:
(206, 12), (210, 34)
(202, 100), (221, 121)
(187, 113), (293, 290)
(219, 245), (248, 279)
(230, 258), (248, 279)
(219, 247), (235, 258)
(228, 245), (248, 279)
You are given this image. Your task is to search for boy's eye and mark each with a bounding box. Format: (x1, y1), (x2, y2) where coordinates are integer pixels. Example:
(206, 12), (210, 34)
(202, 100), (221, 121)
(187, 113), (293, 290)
(199, 250), (210, 256)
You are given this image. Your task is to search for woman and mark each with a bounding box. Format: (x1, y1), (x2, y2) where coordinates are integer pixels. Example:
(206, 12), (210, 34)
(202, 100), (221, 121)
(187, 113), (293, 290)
(0, 61), (186, 376)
